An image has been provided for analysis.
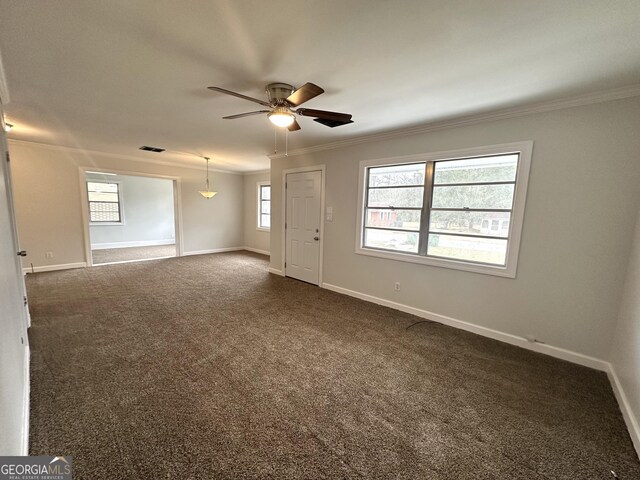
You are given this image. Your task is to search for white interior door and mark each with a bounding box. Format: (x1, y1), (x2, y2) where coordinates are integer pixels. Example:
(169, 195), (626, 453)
(0, 118), (30, 455)
(1, 137), (28, 331)
(285, 170), (322, 285)
(4, 151), (29, 326)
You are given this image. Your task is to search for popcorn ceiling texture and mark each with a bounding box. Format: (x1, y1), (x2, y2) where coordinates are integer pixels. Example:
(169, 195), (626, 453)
(26, 252), (640, 479)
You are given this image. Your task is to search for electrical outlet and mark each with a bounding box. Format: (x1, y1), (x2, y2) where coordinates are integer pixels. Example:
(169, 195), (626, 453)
(45, 251), (54, 259)
(394, 282), (401, 292)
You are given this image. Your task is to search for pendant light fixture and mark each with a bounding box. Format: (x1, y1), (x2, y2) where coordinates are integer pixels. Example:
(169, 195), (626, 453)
(199, 157), (218, 199)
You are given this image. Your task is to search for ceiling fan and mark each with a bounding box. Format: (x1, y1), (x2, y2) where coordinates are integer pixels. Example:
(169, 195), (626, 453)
(207, 82), (353, 131)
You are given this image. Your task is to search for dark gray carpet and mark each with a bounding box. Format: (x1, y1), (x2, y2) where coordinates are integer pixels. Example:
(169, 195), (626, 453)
(91, 244), (176, 264)
(26, 252), (640, 479)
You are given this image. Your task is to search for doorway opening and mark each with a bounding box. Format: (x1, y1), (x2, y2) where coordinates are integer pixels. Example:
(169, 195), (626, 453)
(81, 170), (181, 266)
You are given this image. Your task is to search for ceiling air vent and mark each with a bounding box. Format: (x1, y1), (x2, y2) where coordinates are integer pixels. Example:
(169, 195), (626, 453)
(139, 145), (165, 153)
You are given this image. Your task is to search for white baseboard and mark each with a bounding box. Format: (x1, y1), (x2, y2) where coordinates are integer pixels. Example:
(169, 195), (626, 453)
(22, 344), (30, 455)
(607, 364), (640, 458)
(321, 282), (609, 372)
(91, 239), (175, 250)
(268, 267), (284, 276)
(91, 256), (174, 266)
(183, 247), (244, 256)
(23, 262), (87, 274)
(243, 246), (270, 256)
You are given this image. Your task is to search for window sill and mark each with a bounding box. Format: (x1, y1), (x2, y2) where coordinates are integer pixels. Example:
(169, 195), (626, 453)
(90, 222), (124, 226)
(257, 227), (270, 232)
(355, 246), (516, 278)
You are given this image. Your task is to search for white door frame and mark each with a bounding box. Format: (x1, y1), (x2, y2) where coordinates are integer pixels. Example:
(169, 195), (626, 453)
(78, 166), (184, 267)
(281, 165), (325, 286)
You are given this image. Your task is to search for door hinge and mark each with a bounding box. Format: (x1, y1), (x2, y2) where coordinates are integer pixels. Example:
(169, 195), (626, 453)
(23, 295), (27, 306)
(284, 262), (286, 268)
(285, 222), (287, 229)
(285, 182), (287, 189)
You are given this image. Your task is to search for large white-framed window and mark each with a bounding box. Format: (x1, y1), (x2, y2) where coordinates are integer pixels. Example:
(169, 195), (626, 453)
(257, 182), (271, 231)
(87, 180), (124, 225)
(356, 141), (532, 277)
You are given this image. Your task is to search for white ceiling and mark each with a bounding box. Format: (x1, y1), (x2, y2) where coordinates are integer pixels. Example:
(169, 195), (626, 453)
(1, 0), (639, 172)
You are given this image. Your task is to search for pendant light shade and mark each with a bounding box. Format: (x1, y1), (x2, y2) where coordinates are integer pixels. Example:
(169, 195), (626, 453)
(200, 190), (217, 199)
(199, 157), (218, 199)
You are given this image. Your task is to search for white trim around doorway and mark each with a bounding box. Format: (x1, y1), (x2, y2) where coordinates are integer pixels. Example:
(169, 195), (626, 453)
(78, 166), (184, 267)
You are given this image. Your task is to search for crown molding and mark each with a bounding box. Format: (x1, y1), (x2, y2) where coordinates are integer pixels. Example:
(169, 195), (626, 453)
(0, 49), (10, 105)
(242, 169), (270, 176)
(270, 84), (640, 160)
(6, 139), (244, 175)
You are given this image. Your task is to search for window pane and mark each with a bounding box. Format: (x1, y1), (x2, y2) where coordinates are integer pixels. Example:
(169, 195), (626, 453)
(427, 234), (507, 265)
(431, 184), (514, 210)
(88, 191), (118, 202)
(368, 187), (424, 208)
(90, 211), (120, 222)
(261, 200), (270, 215)
(260, 214), (270, 228)
(87, 182), (118, 193)
(365, 209), (421, 230)
(90, 202), (119, 212)
(369, 163), (425, 187)
(261, 185), (271, 200)
(433, 155), (518, 184)
(429, 211), (511, 238)
(364, 228), (419, 253)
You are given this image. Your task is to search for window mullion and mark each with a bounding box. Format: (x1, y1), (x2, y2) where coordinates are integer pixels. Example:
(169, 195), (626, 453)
(418, 161), (434, 256)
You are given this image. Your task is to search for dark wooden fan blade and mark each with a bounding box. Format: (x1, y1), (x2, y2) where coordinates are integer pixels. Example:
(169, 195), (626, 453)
(286, 83), (324, 107)
(222, 111), (270, 120)
(313, 118), (354, 128)
(208, 87), (271, 107)
(288, 118), (301, 131)
(296, 108), (352, 122)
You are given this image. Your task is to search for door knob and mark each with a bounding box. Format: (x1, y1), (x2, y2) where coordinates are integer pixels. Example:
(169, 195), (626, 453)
(314, 236), (319, 241)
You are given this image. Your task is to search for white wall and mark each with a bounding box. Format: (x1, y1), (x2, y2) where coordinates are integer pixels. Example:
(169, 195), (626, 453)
(0, 110), (29, 455)
(610, 206), (640, 452)
(10, 141), (244, 268)
(270, 96), (640, 361)
(87, 172), (175, 248)
(243, 171), (270, 254)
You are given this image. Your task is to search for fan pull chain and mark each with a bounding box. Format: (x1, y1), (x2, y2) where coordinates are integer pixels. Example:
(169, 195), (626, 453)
(274, 126), (277, 154)
(285, 128), (289, 157)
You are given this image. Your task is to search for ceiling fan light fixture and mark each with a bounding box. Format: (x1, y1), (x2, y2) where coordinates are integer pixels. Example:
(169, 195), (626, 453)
(4, 123), (13, 132)
(268, 107), (295, 128)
